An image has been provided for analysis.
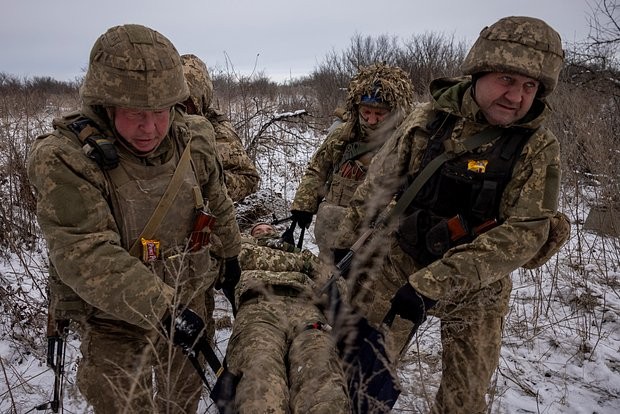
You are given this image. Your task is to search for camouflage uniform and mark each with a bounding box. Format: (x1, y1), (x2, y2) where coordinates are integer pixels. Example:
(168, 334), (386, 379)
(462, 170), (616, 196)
(291, 63), (414, 261)
(182, 54), (260, 202)
(27, 25), (241, 413)
(224, 233), (350, 413)
(334, 17), (565, 413)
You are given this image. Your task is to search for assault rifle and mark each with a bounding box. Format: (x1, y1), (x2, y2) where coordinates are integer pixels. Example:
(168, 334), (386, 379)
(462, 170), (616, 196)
(183, 336), (240, 414)
(35, 315), (69, 413)
(321, 218), (402, 413)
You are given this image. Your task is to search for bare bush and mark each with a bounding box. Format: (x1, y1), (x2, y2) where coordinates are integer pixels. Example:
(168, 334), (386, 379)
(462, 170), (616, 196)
(0, 77), (79, 256)
(309, 32), (467, 118)
(397, 32), (467, 97)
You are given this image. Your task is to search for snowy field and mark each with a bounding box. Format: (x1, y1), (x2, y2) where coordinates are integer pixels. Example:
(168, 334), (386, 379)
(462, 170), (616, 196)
(1, 110), (619, 413)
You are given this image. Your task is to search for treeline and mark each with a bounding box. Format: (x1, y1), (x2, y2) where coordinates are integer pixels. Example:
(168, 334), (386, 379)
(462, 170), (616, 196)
(0, 73), (79, 95)
(1, 30), (619, 256)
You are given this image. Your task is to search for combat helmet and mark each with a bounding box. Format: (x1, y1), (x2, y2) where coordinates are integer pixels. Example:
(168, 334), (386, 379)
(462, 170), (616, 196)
(462, 16), (564, 97)
(181, 54), (213, 116)
(345, 63), (414, 114)
(80, 24), (189, 110)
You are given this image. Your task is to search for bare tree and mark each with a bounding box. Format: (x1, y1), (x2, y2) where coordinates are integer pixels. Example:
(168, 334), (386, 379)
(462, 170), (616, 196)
(563, 0), (620, 95)
(396, 32), (467, 97)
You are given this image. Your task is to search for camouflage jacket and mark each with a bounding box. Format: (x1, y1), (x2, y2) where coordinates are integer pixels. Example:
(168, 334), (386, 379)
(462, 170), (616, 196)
(235, 234), (326, 303)
(206, 108), (260, 202)
(335, 76), (561, 300)
(27, 106), (241, 328)
(290, 123), (352, 213)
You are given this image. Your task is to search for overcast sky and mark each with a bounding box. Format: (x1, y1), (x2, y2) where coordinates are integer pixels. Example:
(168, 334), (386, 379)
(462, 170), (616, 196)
(1, 0), (594, 83)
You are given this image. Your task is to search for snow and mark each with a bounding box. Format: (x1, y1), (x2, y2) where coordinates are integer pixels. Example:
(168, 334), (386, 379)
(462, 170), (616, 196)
(1, 113), (620, 413)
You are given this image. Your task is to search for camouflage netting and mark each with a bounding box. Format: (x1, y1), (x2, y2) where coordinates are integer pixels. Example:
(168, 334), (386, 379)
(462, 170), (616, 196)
(345, 62), (414, 113)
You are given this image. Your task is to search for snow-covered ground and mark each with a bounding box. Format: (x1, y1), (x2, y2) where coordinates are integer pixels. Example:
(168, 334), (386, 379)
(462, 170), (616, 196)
(1, 111), (619, 413)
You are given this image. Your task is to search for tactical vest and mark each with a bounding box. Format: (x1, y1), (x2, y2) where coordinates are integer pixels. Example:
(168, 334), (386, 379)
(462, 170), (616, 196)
(47, 111), (213, 322)
(316, 138), (379, 254)
(396, 115), (533, 266)
(325, 140), (381, 207)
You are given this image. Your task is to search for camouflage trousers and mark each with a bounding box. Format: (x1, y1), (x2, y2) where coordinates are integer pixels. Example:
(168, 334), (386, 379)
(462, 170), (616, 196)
(76, 299), (211, 413)
(349, 242), (512, 414)
(226, 294), (351, 414)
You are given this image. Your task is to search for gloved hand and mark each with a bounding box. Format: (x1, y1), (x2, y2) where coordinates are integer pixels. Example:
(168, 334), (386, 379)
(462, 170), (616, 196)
(164, 307), (205, 353)
(390, 283), (437, 326)
(215, 257), (241, 314)
(291, 210), (314, 229)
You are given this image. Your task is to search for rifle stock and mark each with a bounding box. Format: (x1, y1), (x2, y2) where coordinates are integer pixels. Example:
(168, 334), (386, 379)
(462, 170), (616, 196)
(36, 315), (69, 413)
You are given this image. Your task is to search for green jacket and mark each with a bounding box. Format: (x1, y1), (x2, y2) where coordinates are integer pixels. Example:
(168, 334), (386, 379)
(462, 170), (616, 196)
(290, 122), (352, 213)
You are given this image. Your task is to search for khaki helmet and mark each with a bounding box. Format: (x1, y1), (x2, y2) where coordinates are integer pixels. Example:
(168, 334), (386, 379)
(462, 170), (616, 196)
(345, 62), (414, 114)
(80, 24), (189, 110)
(181, 54), (213, 116)
(462, 16), (564, 97)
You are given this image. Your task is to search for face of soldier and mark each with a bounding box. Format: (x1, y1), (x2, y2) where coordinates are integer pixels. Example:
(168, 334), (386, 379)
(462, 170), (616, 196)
(359, 104), (391, 127)
(251, 223), (275, 238)
(113, 107), (171, 153)
(473, 72), (540, 126)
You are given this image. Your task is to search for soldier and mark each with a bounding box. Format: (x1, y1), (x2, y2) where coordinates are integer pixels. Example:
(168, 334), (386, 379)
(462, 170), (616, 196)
(290, 63), (414, 263)
(221, 223), (350, 413)
(334, 16), (565, 413)
(181, 54), (260, 202)
(27, 24), (241, 413)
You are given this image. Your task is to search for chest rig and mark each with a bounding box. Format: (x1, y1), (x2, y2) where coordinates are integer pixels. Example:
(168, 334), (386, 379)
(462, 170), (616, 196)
(396, 113), (534, 266)
(325, 138), (383, 207)
(65, 114), (204, 257)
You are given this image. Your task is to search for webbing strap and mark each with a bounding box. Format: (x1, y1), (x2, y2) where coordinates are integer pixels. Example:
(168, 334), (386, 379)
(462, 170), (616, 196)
(385, 127), (503, 225)
(336, 140), (382, 172)
(128, 141), (194, 257)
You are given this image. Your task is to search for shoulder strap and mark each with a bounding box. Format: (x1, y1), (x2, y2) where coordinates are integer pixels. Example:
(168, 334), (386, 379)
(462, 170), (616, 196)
(336, 140), (383, 171)
(386, 127), (503, 223)
(127, 140), (194, 257)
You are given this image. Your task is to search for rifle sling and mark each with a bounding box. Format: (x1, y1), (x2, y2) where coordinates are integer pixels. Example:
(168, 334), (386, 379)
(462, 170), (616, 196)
(127, 140), (194, 257)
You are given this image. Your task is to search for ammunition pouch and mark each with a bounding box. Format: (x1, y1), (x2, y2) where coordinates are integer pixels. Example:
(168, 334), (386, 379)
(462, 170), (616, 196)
(48, 264), (92, 324)
(325, 171), (363, 207)
(396, 210), (449, 266)
(396, 210), (496, 266)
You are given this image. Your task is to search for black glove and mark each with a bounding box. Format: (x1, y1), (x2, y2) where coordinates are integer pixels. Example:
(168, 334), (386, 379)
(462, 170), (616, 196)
(210, 362), (242, 414)
(215, 257), (242, 314)
(291, 210), (313, 229)
(164, 307), (205, 353)
(390, 283), (437, 326)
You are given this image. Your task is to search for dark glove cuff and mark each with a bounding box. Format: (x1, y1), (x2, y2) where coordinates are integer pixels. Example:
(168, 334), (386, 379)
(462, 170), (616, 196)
(420, 292), (437, 310)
